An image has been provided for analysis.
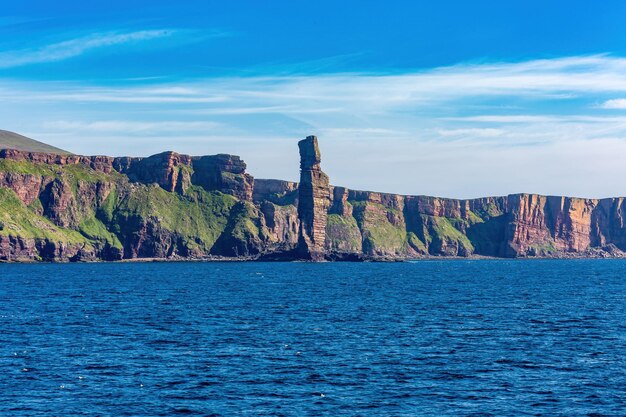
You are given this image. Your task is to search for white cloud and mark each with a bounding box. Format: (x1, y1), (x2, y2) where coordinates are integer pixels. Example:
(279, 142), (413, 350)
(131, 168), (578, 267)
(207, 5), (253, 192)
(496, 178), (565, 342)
(600, 98), (626, 109)
(4, 54), (626, 108)
(318, 127), (404, 136)
(443, 115), (560, 123)
(0, 30), (175, 68)
(43, 120), (221, 134)
(1, 56), (621, 138)
(437, 128), (505, 138)
(5, 55), (626, 197)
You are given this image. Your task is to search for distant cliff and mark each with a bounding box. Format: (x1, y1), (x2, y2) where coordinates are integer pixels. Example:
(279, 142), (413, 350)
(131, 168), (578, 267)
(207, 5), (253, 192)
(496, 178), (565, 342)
(1, 136), (626, 261)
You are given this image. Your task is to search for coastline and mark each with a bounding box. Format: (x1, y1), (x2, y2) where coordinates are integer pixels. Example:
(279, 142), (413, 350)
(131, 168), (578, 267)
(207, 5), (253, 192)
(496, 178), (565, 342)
(3, 137), (626, 263)
(2, 251), (626, 264)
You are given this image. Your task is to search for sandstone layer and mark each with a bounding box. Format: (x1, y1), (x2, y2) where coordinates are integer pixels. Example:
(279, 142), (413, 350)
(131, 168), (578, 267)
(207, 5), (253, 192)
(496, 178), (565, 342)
(296, 136), (330, 260)
(1, 136), (626, 261)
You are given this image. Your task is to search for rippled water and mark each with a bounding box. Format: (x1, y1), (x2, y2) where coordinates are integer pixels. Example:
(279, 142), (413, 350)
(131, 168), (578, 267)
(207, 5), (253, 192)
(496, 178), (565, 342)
(1, 260), (625, 416)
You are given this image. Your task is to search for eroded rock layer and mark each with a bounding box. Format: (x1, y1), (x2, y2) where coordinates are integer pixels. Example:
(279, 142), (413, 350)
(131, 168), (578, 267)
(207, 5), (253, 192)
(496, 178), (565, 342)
(1, 136), (626, 261)
(296, 136), (330, 260)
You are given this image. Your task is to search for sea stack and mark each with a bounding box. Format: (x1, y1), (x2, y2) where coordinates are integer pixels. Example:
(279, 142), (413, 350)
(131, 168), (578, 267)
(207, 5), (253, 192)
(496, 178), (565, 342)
(297, 135), (330, 260)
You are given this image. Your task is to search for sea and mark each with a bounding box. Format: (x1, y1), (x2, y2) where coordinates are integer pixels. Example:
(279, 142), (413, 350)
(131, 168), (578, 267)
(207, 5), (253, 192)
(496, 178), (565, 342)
(0, 260), (625, 416)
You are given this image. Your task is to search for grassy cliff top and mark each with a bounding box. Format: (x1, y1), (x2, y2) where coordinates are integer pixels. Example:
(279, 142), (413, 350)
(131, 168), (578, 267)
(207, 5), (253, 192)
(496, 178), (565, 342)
(0, 130), (71, 154)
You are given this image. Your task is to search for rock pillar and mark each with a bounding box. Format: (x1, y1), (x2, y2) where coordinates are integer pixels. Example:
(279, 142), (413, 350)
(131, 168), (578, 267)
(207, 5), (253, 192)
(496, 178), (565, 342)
(297, 135), (330, 260)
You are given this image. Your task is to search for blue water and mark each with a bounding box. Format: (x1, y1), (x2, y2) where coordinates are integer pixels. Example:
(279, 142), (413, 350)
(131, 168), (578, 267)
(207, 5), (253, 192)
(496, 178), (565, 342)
(1, 260), (625, 416)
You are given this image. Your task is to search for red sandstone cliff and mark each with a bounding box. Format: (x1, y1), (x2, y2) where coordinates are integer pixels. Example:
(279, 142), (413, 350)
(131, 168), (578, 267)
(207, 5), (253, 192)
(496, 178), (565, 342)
(2, 136), (626, 261)
(296, 136), (330, 260)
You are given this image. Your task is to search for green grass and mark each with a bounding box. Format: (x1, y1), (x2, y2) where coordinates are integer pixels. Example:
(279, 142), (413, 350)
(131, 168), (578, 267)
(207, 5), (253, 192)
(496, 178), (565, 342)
(527, 241), (557, 256)
(209, 201), (264, 256)
(352, 202), (407, 255)
(78, 216), (123, 249)
(473, 202), (504, 219)
(466, 210), (484, 224)
(229, 202), (261, 242)
(0, 159), (57, 176)
(0, 159), (130, 230)
(407, 231), (427, 253)
(0, 160), (128, 252)
(0, 158), (124, 185)
(349, 200), (367, 210)
(0, 156), (261, 257)
(422, 214), (474, 255)
(326, 213), (362, 252)
(27, 197), (43, 213)
(179, 164), (194, 176)
(98, 187), (118, 224)
(110, 184), (238, 251)
(264, 190), (298, 206)
(0, 158), (272, 258)
(62, 164), (117, 183)
(0, 188), (91, 245)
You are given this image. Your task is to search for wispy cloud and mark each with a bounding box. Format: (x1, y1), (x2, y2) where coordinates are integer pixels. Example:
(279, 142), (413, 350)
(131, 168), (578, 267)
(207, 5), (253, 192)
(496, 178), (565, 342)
(0, 30), (175, 68)
(5, 54), (626, 107)
(318, 127), (403, 136)
(600, 98), (626, 109)
(443, 115), (561, 123)
(437, 128), (505, 138)
(4, 54), (626, 197)
(43, 120), (221, 134)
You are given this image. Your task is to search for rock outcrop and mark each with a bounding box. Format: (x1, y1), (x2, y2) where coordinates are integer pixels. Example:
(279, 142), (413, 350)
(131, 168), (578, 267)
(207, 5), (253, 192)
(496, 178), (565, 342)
(296, 136), (330, 260)
(2, 133), (626, 262)
(113, 152), (192, 193)
(253, 179), (298, 204)
(191, 154), (253, 201)
(114, 152), (253, 199)
(0, 148), (253, 199)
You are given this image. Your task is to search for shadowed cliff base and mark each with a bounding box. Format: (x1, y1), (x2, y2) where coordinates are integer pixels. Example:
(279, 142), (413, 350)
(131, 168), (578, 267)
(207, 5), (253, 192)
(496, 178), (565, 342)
(1, 132), (626, 262)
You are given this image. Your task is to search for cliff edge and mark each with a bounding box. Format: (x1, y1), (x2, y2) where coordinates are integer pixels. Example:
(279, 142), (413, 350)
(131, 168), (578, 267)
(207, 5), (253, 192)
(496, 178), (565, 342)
(1, 134), (625, 261)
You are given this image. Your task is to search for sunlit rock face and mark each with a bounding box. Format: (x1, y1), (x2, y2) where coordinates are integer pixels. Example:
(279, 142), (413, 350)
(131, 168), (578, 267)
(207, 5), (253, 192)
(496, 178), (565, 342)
(2, 136), (626, 262)
(296, 136), (330, 260)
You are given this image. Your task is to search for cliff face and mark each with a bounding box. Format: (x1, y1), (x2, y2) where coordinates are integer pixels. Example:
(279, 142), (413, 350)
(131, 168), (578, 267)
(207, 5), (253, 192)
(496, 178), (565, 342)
(114, 151), (253, 199)
(320, 190), (626, 259)
(0, 148), (258, 261)
(1, 136), (626, 261)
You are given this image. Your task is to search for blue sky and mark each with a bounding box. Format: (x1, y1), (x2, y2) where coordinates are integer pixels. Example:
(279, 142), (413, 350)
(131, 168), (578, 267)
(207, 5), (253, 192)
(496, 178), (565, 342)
(3, 1), (626, 198)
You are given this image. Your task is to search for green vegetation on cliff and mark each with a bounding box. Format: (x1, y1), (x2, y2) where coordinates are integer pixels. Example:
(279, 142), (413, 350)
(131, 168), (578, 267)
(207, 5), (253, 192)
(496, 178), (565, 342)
(0, 157), (257, 259)
(78, 216), (123, 250)
(326, 213), (362, 253)
(108, 184), (239, 253)
(211, 201), (264, 256)
(0, 159), (57, 176)
(419, 215), (474, 256)
(2, 136), (611, 261)
(0, 159), (116, 183)
(228, 202), (261, 243)
(352, 201), (407, 256)
(0, 188), (90, 245)
(407, 231), (427, 253)
(527, 241), (557, 256)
